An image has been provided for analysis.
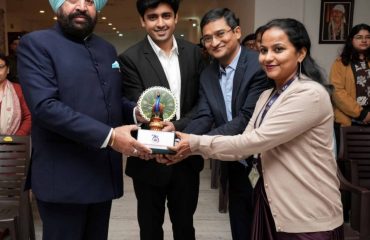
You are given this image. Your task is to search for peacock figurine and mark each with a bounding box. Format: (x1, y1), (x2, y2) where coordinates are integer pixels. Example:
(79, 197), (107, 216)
(149, 92), (164, 131)
(137, 86), (177, 126)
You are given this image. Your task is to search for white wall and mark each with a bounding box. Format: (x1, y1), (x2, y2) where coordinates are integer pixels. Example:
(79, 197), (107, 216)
(255, 0), (304, 29)
(218, 0), (255, 36)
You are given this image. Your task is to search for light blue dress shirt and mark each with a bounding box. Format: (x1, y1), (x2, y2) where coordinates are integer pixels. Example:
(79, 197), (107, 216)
(218, 48), (247, 166)
(219, 47), (241, 121)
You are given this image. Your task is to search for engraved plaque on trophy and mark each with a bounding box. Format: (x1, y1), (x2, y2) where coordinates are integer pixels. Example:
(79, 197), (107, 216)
(137, 87), (177, 154)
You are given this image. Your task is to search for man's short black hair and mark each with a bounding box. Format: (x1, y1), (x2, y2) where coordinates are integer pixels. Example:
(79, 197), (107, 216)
(200, 8), (239, 32)
(136, 0), (180, 18)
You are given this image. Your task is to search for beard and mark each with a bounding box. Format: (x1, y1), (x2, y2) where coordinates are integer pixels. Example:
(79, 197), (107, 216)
(57, 9), (97, 40)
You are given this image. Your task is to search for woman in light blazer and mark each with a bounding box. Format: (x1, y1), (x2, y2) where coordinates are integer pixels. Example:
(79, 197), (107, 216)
(161, 18), (344, 240)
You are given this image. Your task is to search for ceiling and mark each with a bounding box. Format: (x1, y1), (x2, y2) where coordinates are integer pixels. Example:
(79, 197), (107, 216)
(6, 0), (222, 42)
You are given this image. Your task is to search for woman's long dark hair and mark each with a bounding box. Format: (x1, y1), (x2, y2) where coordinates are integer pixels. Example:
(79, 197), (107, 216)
(0, 52), (9, 66)
(260, 18), (331, 93)
(340, 23), (370, 66)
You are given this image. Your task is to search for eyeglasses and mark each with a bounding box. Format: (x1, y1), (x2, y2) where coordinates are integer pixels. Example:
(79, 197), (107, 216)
(66, 0), (95, 6)
(353, 35), (370, 41)
(201, 28), (234, 45)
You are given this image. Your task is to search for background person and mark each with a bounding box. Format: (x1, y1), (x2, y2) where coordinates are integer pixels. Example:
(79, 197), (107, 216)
(241, 33), (257, 50)
(183, 8), (271, 240)
(0, 52), (31, 135)
(331, 23), (370, 140)
(164, 18), (344, 240)
(254, 25), (264, 51)
(117, 0), (204, 239)
(7, 37), (22, 83)
(197, 42), (213, 66)
(330, 23), (370, 221)
(17, 0), (151, 239)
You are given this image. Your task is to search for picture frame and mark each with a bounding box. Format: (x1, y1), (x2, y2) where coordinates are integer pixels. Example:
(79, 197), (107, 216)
(319, 0), (354, 44)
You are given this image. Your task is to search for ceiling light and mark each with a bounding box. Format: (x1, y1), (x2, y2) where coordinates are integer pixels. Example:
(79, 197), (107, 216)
(112, 27), (117, 30)
(101, 16), (107, 20)
(53, 16), (57, 20)
(39, 10), (45, 14)
(108, 23), (112, 26)
(119, 34), (123, 37)
(192, 23), (197, 27)
(180, 34), (185, 37)
(116, 31), (120, 34)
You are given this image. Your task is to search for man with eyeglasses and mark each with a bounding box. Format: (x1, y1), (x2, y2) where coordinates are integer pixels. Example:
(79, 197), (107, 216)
(17, 0), (151, 239)
(182, 8), (271, 240)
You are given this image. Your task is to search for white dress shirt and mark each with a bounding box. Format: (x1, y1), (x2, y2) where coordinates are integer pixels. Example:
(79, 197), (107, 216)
(148, 35), (181, 120)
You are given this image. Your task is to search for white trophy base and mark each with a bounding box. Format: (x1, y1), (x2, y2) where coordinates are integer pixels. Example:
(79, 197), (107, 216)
(137, 129), (175, 154)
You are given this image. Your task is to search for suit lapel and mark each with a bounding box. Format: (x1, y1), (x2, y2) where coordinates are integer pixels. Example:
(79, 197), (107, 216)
(231, 48), (247, 116)
(143, 38), (170, 88)
(177, 40), (187, 110)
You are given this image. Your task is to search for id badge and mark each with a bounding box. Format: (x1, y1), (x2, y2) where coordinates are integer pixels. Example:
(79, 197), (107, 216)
(248, 154), (260, 188)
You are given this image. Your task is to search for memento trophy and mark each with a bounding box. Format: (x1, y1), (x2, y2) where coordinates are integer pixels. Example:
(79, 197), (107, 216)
(137, 87), (177, 154)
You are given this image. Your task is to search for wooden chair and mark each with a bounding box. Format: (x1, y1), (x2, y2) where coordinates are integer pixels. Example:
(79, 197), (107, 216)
(0, 135), (35, 240)
(339, 126), (370, 189)
(338, 126), (370, 240)
(337, 166), (370, 240)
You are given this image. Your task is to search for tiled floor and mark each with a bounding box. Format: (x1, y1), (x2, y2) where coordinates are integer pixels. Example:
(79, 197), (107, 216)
(33, 160), (232, 239)
(32, 160), (364, 240)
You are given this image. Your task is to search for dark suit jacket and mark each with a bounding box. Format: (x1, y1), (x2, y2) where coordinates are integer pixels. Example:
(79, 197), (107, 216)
(118, 37), (204, 186)
(184, 47), (272, 186)
(17, 24), (135, 203)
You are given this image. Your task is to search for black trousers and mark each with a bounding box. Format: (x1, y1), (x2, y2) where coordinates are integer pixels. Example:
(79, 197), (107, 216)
(132, 164), (200, 240)
(228, 162), (254, 240)
(37, 199), (112, 240)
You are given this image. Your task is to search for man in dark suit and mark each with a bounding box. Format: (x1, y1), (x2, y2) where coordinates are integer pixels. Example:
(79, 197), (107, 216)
(180, 8), (271, 240)
(117, 1), (203, 240)
(17, 1), (150, 239)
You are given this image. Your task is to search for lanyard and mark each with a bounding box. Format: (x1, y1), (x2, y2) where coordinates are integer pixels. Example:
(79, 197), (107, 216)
(255, 75), (297, 129)
(252, 75), (297, 161)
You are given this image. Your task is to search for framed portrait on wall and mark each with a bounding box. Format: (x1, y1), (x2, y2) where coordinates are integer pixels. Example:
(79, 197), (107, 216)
(319, 0), (354, 44)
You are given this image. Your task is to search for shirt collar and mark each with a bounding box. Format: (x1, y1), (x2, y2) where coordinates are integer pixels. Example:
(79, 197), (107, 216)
(147, 35), (179, 56)
(219, 46), (241, 74)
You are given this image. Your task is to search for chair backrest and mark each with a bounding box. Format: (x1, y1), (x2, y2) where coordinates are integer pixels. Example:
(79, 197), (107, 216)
(0, 135), (31, 202)
(339, 126), (370, 188)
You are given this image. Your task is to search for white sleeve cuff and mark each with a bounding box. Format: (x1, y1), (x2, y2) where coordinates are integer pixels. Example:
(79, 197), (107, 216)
(101, 128), (113, 148)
